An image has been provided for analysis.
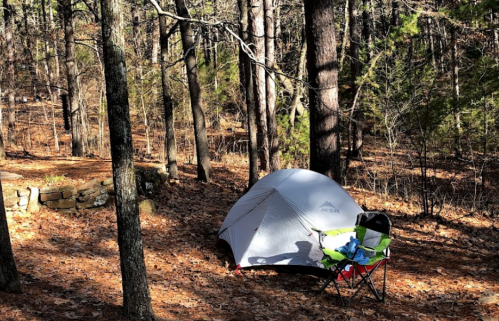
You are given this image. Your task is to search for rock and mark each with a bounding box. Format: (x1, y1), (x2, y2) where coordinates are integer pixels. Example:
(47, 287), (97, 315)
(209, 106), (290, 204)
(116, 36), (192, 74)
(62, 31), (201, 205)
(40, 186), (62, 194)
(105, 184), (115, 195)
(40, 186), (75, 194)
(40, 192), (62, 202)
(3, 189), (18, 199)
(62, 188), (76, 199)
(27, 186), (41, 214)
(0, 171), (23, 180)
(139, 199), (157, 215)
(144, 169), (156, 182)
(18, 197), (29, 207)
(77, 188), (106, 202)
(157, 166), (169, 183)
(45, 199), (76, 209)
(76, 179), (99, 192)
(4, 195), (19, 207)
(76, 193), (109, 209)
(17, 189), (30, 197)
(136, 174), (145, 195)
(102, 177), (113, 186)
(79, 185), (104, 197)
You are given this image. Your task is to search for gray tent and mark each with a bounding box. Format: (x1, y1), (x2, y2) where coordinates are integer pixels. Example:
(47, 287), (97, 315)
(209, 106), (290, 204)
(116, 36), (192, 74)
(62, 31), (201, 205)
(218, 169), (363, 269)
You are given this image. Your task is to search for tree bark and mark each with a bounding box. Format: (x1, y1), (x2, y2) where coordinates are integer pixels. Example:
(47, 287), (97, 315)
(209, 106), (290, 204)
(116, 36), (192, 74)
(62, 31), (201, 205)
(100, 0), (155, 319)
(42, 0), (56, 102)
(4, 0), (17, 146)
(151, 15), (160, 64)
(239, 0), (258, 187)
(22, 0), (38, 98)
(362, 0), (373, 61)
(304, 0), (341, 182)
(339, 0), (349, 72)
(61, 0), (84, 156)
(264, 0), (279, 172)
(249, 0), (269, 172)
(237, 0), (248, 114)
(0, 178), (21, 293)
(158, 0), (178, 179)
(289, 30), (306, 128)
(49, 0), (61, 98)
(131, 0), (143, 59)
(350, 0), (363, 157)
(0, 85), (4, 159)
(175, 0), (212, 182)
(451, 24), (461, 158)
(391, 0), (400, 27)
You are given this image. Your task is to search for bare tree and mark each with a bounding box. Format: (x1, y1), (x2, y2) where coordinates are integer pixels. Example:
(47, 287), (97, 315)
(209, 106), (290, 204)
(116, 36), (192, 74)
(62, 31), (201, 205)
(157, 0), (179, 179)
(4, 0), (17, 146)
(175, 0), (212, 182)
(249, 0), (269, 172)
(239, 0), (258, 187)
(100, 0), (155, 318)
(451, 23), (461, 158)
(350, 0), (363, 157)
(304, 0), (341, 181)
(264, 0), (280, 172)
(61, 0), (84, 156)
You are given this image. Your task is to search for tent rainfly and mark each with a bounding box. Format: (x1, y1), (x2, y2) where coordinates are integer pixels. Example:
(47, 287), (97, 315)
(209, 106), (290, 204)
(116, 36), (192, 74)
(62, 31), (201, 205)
(218, 169), (363, 269)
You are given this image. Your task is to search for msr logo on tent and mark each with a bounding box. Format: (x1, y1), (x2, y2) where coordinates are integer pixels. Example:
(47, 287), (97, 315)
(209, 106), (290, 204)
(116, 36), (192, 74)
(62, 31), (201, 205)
(319, 201), (340, 213)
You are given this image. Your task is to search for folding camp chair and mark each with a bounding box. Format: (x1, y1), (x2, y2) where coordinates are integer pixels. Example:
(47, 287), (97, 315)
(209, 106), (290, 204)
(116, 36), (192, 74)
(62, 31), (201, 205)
(314, 212), (392, 307)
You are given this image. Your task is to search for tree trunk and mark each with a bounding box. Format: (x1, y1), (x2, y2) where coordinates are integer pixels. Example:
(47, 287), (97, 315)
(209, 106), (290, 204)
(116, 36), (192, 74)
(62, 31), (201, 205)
(151, 15), (160, 64)
(42, 0), (56, 102)
(0, 178), (21, 293)
(49, 0), (61, 99)
(362, 0), (373, 61)
(237, 0), (247, 114)
(391, 0), (400, 27)
(100, 0), (155, 319)
(239, 0), (258, 187)
(158, 1), (179, 179)
(350, 0), (362, 157)
(4, 0), (17, 146)
(274, 2), (281, 60)
(339, 0), (349, 72)
(264, 0), (279, 172)
(131, 1), (143, 59)
(61, 0), (84, 156)
(451, 24), (461, 158)
(249, 0), (269, 172)
(0, 86), (5, 160)
(22, 0), (38, 98)
(175, 0), (212, 182)
(289, 30), (306, 128)
(304, 0), (341, 182)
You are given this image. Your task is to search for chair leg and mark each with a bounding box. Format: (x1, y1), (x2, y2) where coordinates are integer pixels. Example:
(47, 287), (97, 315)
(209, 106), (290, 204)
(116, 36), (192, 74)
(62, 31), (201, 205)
(346, 260), (387, 306)
(317, 263), (344, 294)
(317, 274), (335, 294)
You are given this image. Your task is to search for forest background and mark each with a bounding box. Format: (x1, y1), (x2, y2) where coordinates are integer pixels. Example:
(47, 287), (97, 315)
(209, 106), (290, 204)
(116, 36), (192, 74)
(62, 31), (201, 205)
(1, 0), (499, 320)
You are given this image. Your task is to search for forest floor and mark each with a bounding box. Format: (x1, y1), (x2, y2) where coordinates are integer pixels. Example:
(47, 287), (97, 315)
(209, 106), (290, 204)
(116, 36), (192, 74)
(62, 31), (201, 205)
(0, 150), (498, 321)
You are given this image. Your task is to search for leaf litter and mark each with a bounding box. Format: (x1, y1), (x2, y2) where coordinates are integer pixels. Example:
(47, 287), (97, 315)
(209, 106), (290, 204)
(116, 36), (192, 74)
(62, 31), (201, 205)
(0, 156), (498, 321)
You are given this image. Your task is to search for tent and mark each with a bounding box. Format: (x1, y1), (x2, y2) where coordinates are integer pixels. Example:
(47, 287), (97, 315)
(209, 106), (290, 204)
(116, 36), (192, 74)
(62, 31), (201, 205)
(218, 169), (363, 269)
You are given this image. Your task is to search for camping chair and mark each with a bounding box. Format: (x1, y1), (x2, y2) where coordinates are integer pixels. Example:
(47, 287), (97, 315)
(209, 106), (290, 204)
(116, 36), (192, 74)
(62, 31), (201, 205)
(313, 211), (392, 307)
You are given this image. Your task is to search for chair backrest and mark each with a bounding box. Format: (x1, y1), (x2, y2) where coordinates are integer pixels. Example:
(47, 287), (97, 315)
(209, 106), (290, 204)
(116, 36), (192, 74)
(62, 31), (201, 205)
(355, 212), (391, 249)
